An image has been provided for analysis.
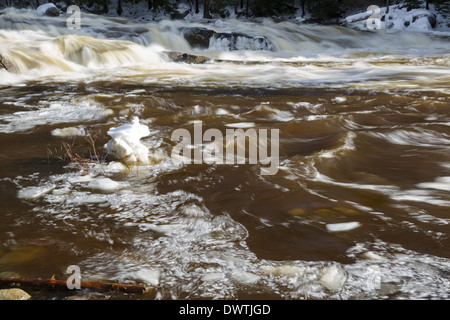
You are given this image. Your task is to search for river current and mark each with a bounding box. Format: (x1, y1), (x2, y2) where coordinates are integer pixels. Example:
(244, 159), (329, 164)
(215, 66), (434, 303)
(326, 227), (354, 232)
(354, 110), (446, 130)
(0, 7), (449, 299)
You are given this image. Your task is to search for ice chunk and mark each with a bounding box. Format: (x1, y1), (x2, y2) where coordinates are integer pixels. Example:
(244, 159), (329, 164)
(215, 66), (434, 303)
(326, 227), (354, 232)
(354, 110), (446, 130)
(87, 178), (124, 193)
(201, 272), (224, 282)
(231, 270), (260, 284)
(326, 221), (361, 232)
(417, 176), (450, 191)
(135, 269), (160, 286)
(260, 264), (305, 278)
(320, 266), (346, 291)
(68, 174), (94, 184)
(362, 251), (386, 261)
(18, 185), (55, 199)
(103, 161), (127, 173)
(51, 127), (85, 137)
(107, 117), (150, 164)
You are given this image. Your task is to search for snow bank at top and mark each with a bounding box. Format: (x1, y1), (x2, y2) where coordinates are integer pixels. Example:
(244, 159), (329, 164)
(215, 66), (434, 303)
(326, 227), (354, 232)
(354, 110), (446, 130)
(343, 5), (449, 35)
(106, 117), (150, 164)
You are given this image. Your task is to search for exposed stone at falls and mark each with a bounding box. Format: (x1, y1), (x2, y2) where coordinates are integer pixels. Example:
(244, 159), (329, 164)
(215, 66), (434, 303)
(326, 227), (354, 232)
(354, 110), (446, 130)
(182, 27), (273, 51)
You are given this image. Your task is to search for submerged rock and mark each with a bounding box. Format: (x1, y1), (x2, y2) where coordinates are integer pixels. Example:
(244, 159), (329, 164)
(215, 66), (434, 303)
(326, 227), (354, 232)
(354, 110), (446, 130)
(0, 54), (10, 71)
(0, 288), (31, 300)
(17, 185), (55, 200)
(0, 247), (47, 266)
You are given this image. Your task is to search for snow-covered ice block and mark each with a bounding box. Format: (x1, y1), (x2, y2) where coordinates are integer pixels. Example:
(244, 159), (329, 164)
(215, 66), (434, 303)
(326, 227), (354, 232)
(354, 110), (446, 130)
(107, 117), (150, 164)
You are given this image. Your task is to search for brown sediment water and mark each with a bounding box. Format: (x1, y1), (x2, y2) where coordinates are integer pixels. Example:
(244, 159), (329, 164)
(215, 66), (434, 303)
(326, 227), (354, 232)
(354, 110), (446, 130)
(0, 8), (449, 300)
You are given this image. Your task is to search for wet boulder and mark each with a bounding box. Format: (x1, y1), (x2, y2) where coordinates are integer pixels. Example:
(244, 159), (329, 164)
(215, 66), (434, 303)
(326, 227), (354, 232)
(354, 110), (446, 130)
(211, 32), (273, 51)
(36, 3), (60, 17)
(182, 27), (216, 49)
(0, 54), (11, 71)
(0, 288), (31, 300)
(182, 27), (273, 51)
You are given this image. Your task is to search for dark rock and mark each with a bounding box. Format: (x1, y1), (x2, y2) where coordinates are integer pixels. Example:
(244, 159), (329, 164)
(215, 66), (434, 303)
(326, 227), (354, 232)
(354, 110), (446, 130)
(43, 6), (60, 17)
(412, 12), (436, 28)
(171, 9), (190, 20)
(0, 54), (11, 71)
(182, 27), (273, 51)
(183, 27), (215, 49)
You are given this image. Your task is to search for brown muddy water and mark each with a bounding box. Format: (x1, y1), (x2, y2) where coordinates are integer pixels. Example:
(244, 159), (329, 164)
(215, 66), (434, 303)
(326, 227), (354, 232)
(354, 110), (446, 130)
(0, 8), (450, 300)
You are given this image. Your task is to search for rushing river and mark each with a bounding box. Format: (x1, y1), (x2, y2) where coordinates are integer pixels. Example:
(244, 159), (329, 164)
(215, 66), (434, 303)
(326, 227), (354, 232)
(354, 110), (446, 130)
(0, 7), (450, 300)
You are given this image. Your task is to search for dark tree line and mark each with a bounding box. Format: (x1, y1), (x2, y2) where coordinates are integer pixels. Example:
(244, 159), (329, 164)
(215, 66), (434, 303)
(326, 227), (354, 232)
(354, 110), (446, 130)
(1, 0), (449, 21)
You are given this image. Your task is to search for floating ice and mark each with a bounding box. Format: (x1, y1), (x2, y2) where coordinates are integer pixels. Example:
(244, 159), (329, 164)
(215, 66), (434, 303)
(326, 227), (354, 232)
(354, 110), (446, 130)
(260, 264), (305, 278)
(18, 185), (55, 199)
(51, 127), (86, 137)
(417, 176), (450, 191)
(107, 117), (150, 164)
(135, 269), (161, 287)
(231, 270), (261, 284)
(320, 266), (346, 291)
(87, 178), (125, 193)
(326, 221), (361, 232)
(361, 251), (386, 261)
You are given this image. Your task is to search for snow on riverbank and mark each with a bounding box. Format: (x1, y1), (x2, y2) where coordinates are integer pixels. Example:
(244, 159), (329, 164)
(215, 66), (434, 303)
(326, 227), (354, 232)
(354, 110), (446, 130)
(343, 4), (450, 36)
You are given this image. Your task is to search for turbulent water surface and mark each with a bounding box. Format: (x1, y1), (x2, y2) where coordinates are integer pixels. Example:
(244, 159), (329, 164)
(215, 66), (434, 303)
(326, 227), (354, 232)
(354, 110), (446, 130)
(0, 8), (450, 299)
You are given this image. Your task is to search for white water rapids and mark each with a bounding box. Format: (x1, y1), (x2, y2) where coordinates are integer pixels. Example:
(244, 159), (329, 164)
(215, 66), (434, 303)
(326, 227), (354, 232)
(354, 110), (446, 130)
(0, 7), (449, 91)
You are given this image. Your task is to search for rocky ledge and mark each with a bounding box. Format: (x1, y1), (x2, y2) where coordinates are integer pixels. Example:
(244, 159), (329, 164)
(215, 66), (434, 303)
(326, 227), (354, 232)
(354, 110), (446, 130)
(182, 27), (273, 51)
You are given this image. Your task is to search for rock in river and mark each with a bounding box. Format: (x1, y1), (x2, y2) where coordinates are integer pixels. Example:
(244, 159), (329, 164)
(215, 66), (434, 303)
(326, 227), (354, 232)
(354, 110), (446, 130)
(182, 27), (273, 51)
(0, 288), (31, 300)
